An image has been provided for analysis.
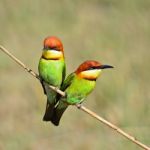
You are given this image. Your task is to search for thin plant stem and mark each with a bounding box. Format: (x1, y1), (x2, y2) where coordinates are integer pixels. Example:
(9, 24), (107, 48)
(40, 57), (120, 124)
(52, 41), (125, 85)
(0, 45), (149, 150)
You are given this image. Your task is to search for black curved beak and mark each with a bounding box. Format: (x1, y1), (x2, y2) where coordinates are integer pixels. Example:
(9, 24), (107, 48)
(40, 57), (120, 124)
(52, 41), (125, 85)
(99, 65), (114, 69)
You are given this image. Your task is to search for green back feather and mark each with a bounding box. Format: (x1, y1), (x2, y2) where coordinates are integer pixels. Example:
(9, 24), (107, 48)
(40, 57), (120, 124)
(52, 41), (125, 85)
(60, 73), (96, 104)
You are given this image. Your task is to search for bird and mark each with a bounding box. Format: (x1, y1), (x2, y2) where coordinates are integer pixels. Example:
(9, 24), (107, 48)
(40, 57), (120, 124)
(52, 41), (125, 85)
(51, 60), (113, 126)
(38, 36), (66, 121)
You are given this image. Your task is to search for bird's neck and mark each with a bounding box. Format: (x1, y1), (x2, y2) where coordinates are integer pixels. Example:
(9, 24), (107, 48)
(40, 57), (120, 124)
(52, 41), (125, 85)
(77, 69), (101, 81)
(42, 50), (64, 60)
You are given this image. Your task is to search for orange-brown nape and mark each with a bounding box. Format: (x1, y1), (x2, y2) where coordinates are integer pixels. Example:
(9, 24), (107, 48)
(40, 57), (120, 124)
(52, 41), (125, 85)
(75, 60), (113, 80)
(44, 36), (64, 52)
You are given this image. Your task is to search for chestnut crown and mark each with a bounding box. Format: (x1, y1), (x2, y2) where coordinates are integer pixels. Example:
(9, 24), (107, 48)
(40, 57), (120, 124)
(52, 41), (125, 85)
(43, 36), (63, 52)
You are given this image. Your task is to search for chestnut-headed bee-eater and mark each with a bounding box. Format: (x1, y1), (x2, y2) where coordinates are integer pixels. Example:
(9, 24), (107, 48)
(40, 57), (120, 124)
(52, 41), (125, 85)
(51, 60), (113, 126)
(38, 36), (66, 121)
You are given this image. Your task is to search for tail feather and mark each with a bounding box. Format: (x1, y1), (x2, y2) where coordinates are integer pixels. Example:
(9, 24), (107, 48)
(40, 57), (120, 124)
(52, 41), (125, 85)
(43, 100), (55, 121)
(43, 87), (57, 121)
(51, 101), (68, 126)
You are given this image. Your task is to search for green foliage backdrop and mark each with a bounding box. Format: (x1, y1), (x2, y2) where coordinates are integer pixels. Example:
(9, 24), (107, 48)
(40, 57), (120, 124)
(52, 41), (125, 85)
(0, 0), (150, 149)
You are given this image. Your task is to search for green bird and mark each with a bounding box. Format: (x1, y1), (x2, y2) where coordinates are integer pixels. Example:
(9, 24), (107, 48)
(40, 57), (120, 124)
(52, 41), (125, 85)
(51, 60), (113, 126)
(38, 36), (66, 121)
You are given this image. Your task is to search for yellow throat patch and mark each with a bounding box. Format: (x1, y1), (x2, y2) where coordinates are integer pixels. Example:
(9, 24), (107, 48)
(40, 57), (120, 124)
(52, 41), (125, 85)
(79, 69), (102, 80)
(42, 50), (63, 60)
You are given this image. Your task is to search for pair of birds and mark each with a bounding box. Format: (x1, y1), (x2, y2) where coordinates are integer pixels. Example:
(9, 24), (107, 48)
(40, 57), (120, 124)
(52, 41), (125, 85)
(38, 36), (113, 126)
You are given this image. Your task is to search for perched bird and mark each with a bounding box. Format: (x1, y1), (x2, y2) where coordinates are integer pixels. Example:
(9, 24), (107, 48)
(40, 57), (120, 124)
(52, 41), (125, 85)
(38, 36), (66, 121)
(51, 60), (113, 126)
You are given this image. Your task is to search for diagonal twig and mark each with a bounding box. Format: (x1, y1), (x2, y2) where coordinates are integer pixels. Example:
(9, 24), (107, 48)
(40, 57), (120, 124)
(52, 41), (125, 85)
(0, 45), (65, 97)
(76, 104), (150, 150)
(0, 45), (149, 150)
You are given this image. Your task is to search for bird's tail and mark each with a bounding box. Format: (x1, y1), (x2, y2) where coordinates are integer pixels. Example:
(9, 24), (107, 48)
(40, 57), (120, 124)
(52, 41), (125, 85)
(51, 100), (68, 126)
(43, 100), (55, 121)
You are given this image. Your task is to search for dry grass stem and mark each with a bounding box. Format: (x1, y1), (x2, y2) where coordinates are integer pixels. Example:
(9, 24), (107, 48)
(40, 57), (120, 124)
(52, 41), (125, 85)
(0, 45), (149, 150)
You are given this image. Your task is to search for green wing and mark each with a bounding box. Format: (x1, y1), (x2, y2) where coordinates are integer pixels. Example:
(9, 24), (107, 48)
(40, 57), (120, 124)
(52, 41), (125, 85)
(61, 63), (66, 86)
(56, 72), (75, 102)
(61, 72), (75, 91)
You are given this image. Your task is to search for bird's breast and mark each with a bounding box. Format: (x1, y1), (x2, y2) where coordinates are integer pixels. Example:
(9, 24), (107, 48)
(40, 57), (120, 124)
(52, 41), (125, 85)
(38, 58), (64, 86)
(66, 77), (96, 104)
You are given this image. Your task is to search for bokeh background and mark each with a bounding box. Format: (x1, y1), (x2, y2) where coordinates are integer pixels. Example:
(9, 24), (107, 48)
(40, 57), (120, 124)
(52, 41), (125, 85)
(0, 0), (150, 149)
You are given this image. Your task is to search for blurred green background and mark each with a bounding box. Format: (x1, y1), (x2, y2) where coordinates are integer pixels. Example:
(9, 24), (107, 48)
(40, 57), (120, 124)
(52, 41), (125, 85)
(0, 0), (150, 149)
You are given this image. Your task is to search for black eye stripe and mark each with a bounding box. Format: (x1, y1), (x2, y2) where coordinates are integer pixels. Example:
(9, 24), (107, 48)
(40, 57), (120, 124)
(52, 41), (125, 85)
(88, 67), (96, 70)
(51, 47), (60, 51)
(44, 46), (60, 51)
(87, 66), (101, 70)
